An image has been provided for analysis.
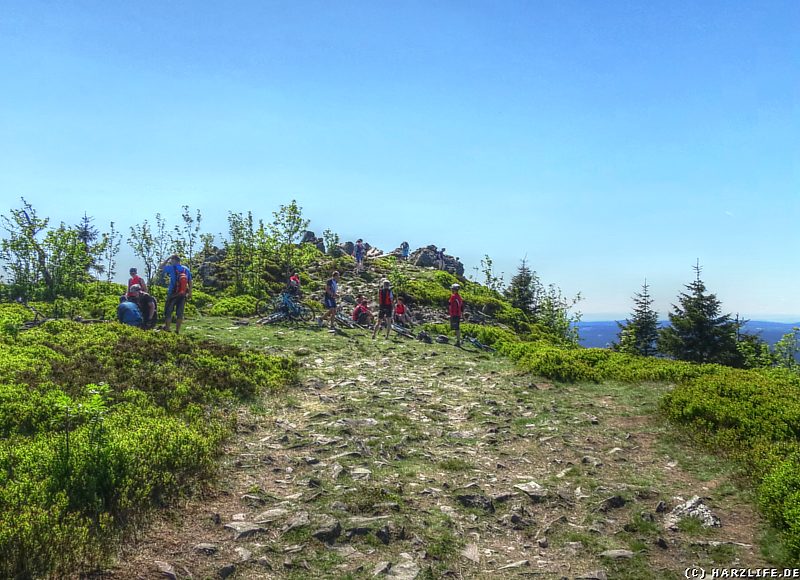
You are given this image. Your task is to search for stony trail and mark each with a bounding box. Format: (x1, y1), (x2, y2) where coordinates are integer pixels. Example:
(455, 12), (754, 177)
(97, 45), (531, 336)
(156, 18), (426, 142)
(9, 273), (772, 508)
(110, 318), (767, 579)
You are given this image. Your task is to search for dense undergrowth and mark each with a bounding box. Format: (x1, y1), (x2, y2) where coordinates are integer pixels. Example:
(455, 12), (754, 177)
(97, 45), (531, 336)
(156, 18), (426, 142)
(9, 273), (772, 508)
(0, 303), (298, 578)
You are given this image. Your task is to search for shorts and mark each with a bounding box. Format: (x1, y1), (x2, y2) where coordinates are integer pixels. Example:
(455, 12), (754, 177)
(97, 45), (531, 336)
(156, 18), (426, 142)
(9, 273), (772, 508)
(378, 305), (392, 319)
(324, 295), (336, 309)
(450, 316), (461, 331)
(165, 293), (187, 321)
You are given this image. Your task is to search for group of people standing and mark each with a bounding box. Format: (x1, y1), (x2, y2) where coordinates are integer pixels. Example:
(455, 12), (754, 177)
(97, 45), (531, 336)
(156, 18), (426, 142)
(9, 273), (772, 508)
(117, 241), (460, 341)
(117, 254), (193, 333)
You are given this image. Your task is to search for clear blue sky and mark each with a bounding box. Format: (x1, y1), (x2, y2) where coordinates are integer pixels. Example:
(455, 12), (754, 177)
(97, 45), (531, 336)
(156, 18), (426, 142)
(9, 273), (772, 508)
(1, 1), (798, 320)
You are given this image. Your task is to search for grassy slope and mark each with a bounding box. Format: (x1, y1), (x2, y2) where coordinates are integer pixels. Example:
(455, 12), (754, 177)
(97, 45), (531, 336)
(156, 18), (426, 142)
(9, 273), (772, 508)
(110, 316), (768, 579)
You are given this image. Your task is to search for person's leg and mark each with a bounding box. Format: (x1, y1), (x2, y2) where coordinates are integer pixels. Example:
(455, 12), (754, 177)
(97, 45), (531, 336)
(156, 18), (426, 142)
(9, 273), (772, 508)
(385, 314), (391, 338)
(175, 295), (186, 334)
(163, 295), (175, 331)
(455, 318), (461, 346)
(372, 312), (383, 338)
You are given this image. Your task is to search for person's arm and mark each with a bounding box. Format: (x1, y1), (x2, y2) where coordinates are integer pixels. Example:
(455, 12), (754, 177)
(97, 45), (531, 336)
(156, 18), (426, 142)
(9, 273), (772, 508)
(187, 269), (193, 299)
(140, 278), (148, 293)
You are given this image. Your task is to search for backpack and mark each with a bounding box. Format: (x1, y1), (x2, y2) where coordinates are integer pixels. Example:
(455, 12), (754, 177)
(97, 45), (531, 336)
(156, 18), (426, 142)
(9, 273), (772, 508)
(174, 266), (189, 296)
(379, 288), (393, 306)
(417, 330), (432, 343)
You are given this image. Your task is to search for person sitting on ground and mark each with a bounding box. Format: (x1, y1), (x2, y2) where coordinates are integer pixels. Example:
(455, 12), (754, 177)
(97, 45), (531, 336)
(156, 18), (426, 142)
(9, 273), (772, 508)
(117, 295), (143, 327)
(127, 267), (148, 297)
(287, 272), (301, 297)
(393, 296), (413, 327)
(448, 283), (464, 347)
(352, 298), (374, 326)
(128, 284), (158, 330)
(160, 254), (192, 334)
(400, 241), (410, 261)
(320, 271), (340, 331)
(372, 279), (394, 339)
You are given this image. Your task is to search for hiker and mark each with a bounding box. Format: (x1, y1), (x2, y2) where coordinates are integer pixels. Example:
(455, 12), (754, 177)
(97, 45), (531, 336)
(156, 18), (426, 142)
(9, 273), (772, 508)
(287, 272), (301, 297)
(436, 247), (446, 270)
(160, 254), (192, 334)
(354, 239), (365, 273)
(117, 295), (143, 327)
(352, 297), (374, 326)
(394, 296), (413, 327)
(127, 267), (148, 297)
(320, 271), (340, 331)
(372, 279), (394, 339)
(449, 283), (464, 346)
(128, 284), (158, 330)
(400, 241), (410, 261)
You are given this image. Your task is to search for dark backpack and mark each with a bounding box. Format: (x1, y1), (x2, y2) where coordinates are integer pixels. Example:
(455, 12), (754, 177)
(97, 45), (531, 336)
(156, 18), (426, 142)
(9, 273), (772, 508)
(416, 331), (432, 343)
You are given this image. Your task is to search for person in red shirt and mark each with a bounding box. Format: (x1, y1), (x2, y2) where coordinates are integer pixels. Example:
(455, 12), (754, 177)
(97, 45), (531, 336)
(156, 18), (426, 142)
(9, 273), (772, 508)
(448, 283), (464, 346)
(352, 297), (374, 326)
(393, 296), (413, 327)
(287, 272), (301, 297)
(127, 267), (148, 298)
(372, 279), (394, 339)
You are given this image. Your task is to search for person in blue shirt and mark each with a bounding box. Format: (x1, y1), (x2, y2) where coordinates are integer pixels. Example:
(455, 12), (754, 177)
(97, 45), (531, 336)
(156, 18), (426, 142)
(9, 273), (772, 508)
(117, 296), (143, 327)
(400, 241), (410, 261)
(160, 254), (193, 334)
(354, 239), (365, 273)
(319, 271), (340, 332)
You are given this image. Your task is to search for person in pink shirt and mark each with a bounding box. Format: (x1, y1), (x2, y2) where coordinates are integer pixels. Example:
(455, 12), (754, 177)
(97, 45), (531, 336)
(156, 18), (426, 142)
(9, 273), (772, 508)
(127, 267), (148, 297)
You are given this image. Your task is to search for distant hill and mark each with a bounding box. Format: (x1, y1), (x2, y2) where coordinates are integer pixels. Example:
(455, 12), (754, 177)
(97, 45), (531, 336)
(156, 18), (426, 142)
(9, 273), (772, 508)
(578, 320), (800, 350)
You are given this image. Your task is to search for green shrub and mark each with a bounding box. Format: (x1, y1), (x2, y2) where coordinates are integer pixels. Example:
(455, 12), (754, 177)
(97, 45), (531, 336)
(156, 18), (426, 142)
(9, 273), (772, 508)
(0, 320), (298, 577)
(208, 295), (258, 317)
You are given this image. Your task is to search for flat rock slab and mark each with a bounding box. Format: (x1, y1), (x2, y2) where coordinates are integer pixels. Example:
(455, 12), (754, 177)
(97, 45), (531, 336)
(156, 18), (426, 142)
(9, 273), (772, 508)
(600, 549), (634, 559)
(387, 560), (420, 579)
(575, 571), (608, 580)
(224, 521), (266, 540)
(254, 508), (290, 523)
(514, 481), (548, 502)
(496, 560), (530, 571)
(193, 543), (219, 555)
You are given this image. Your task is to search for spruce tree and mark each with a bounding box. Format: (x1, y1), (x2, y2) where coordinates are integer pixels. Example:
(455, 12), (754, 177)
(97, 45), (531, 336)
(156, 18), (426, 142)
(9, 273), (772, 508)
(614, 279), (659, 356)
(658, 263), (740, 365)
(505, 258), (542, 316)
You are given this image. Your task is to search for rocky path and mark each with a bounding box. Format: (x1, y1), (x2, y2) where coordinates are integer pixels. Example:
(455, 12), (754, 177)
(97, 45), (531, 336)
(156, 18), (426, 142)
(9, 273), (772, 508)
(110, 319), (767, 579)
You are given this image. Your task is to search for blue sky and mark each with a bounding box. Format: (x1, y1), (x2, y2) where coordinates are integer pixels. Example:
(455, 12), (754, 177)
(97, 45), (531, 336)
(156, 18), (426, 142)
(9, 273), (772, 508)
(1, 1), (798, 320)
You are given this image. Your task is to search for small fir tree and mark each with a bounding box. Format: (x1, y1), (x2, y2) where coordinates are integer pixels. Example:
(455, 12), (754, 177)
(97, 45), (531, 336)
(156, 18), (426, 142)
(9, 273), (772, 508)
(505, 258), (541, 317)
(658, 262), (741, 366)
(614, 279), (659, 356)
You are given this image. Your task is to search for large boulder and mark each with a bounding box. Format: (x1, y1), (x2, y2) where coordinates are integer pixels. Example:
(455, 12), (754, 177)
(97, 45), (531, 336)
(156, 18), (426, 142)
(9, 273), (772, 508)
(410, 246), (464, 276)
